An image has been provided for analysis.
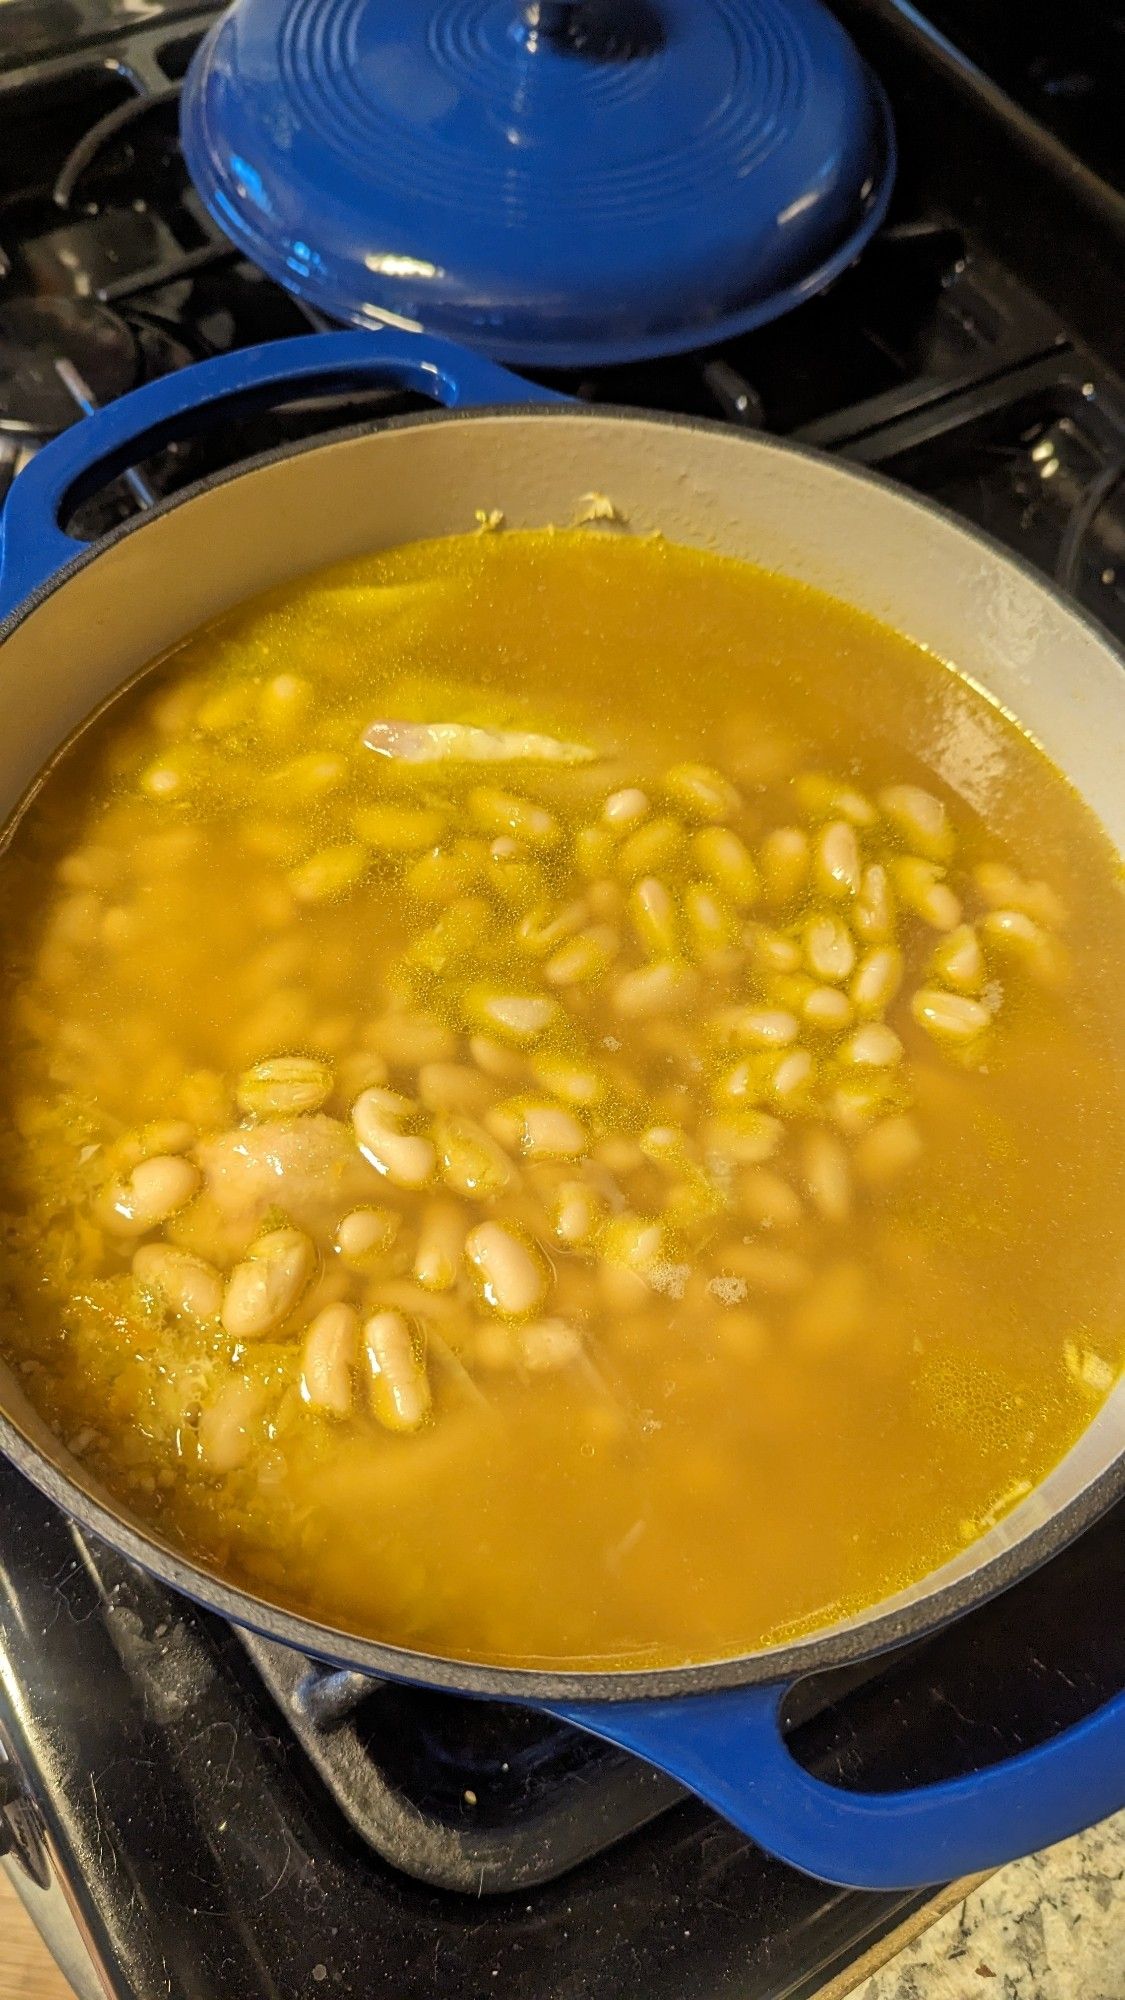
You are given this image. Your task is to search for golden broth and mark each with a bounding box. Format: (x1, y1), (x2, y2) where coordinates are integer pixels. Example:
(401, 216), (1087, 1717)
(0, 528), (1121, 1671)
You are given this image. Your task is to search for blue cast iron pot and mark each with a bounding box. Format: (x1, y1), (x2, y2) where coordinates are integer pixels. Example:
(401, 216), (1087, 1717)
(0, 328), (1122, 1891)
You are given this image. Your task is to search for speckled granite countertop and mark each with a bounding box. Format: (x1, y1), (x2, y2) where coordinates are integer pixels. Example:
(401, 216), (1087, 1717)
(846, 1809), (1125, 2000)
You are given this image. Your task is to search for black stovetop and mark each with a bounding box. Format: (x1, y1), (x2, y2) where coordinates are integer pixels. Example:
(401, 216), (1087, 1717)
(1, 5), (1124, 1997)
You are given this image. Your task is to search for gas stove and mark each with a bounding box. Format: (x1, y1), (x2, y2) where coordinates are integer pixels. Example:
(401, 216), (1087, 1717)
(1, 5), (1124, 1997)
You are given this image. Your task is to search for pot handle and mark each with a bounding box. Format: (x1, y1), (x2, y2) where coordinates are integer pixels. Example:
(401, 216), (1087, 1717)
(0, 329), (562, 619)
(544, 1679), (1125, 1889)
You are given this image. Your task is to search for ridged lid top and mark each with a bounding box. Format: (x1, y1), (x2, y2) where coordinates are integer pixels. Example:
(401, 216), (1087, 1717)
(181, 0), (895, 366)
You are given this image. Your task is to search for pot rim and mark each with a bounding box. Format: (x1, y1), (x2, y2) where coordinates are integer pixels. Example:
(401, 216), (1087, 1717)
(1, 399), (1122, 1702)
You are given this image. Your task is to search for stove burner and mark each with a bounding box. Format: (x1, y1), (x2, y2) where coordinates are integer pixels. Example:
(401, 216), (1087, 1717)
(0, 295), (141, 437)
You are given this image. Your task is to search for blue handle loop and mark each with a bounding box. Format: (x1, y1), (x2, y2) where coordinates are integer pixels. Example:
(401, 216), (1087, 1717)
(0, 328), (561, 620)
(546, 1679), (1125, 1889)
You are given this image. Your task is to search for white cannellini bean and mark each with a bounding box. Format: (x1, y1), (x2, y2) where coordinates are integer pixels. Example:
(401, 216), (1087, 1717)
(767, 1048), (814, 1099)
(972, 862), (1066, 929)
(980, 907), (1059, 973)
(364, 1311), (431, 1432)
(552, 1180), (605, 1246)
(663, 762), (741, 822)
(813, 819), (862, 900)
(911, 987), (993, 1044)
(629, 876), (680, 958)
(692, 827), (760, 908)
(853, 1114), (924, 1185)
(517, 899), (589, 956)
(469, 990), (560, 1045)
(222, 1228), (316, 1339)
(853, 862), (895, 944)
(352, 1088), (436, 1189)
(301, 1303), (360, 1415)
(803, 914), (856, 982)
(416, 1061), (496, 1116)
(892, 857), (962, 931)
(878, 784), (953, 861)
(502, 1100), (588, 1161)
(435, 1115), (513, 1198)
(683, 882), (737, 958)
(468, 786), (559, 846)
(802, 984), (854, 1033)
(760, 826), (809, 905)
(711, 1006), (799, 1048)
(132, 1244), (223, 1322)
(800, 1128), (851, 1222)
(236, 1054), (333, 1117)
(929, 923), (985, 994)
(517, 1319), (583, 1372)
(464, 1221), (549, 1318)
(701, 1111), (783, 1166)
(336, 1206), (401, 1263)
(197, 1376), (269, 1473)
(414, 1200), (467, 1291)
(839, 1022), (904, 1066)
(530, 1055), (603, 1107)
(794, 774), (878, 827)
(850, 945), (904, 1016)
(747, 925), (801, 974)
(602, 787), (650, 828)
(544, 925), (619, 986)
(612, 960), (699, 1019)
(96, 1154), (200, 1236)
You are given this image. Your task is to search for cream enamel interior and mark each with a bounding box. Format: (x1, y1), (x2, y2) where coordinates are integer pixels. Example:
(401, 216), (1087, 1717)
(0, 408), (1122, 1685)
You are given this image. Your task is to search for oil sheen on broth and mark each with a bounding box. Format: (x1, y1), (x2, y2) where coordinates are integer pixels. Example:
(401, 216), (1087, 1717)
(0, 530), (1121, 1672)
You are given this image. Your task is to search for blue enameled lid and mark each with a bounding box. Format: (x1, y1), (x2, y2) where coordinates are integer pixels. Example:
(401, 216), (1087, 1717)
(181, 0), (895, 368)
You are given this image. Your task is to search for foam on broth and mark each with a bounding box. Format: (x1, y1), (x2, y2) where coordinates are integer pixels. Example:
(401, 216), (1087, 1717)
(0, 528), (1121, 1670)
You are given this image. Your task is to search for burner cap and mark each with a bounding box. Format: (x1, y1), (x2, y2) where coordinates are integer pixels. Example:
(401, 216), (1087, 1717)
(181, 0), (895, 367)
(0, 297), (142, 438)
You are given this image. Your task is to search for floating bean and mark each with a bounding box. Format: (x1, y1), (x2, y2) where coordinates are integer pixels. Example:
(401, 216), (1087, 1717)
(352, 803), (448, 850)
(853, 863), (896, 944)
(352, 1088), (436, 1189)
(336, 1207), (401, 1264)
(414, 1200), (467, 1291)
(929, 923), (985, 995)
(466, 988), (560, 1045)
(236, 1055), (333, 1118)
(692, 827), (760, 908)
(364, 1311), (431, 1432)
(892, 857), (961, 931)
(96, 1154), (200, 1237)
(615, 816), (685, 881)
(911, 987), (992, 1045)
(612, 960), (698, 1019)
(878, 784), (953, 861)
(602, 787), (649, 829)
(465, 1221), (550, 1318)
(663, 762), (741, 822)
(434, 1115), (513, 1198)
(629, 876), (680, 958)
(468, 787), (559, 847)
(301, 1303), (360, 1414)
(813, 819), (862, 900)
(197, 1376), (270, 1473)
(222, 1227), (316, 1339)
(289, 843), (369, 904)
(803, 914), (856, 983)
(544, 925), (620, 986)
(800, 1129), (851, 1222)
(133, 1243), (223, 1322)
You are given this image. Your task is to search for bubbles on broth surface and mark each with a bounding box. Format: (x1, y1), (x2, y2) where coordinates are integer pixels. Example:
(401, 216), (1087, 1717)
(0, 529), (1121, 1670)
